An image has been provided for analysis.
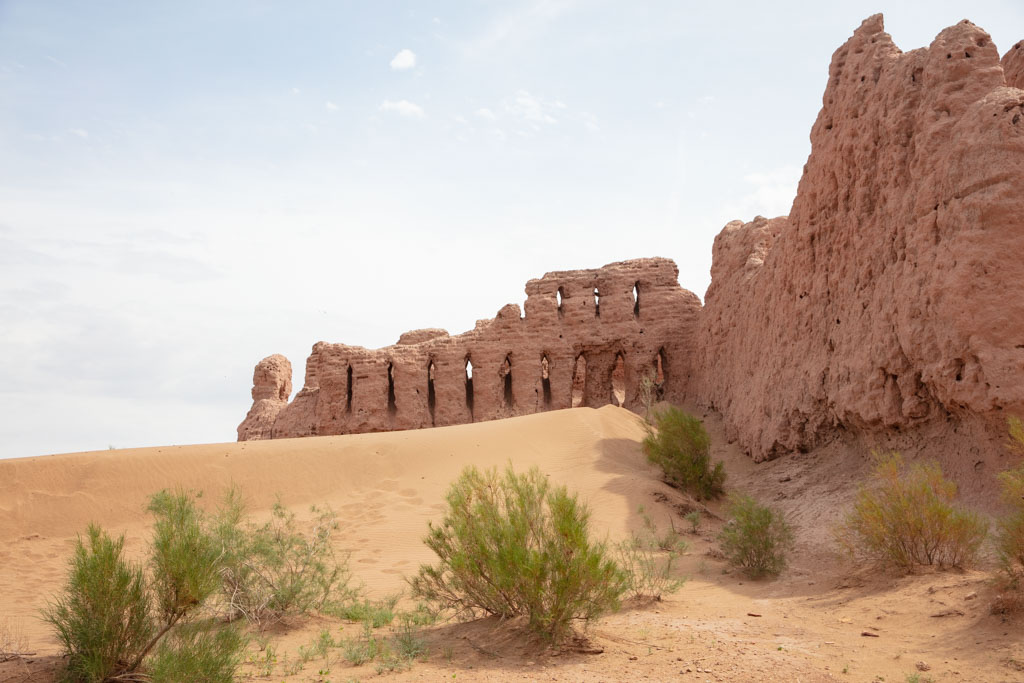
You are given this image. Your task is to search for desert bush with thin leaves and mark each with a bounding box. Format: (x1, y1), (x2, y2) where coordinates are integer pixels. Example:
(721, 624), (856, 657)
(42, 525), (153, 682)
(836, 452), (987, 571)
(409, 465), (628, 643)
(148, 621), (245, 683)
(616, 515), (687, 600)
(995, 417), (1024, 590)
(43, 490), (243, 682)
(719, 494), (794, 578)
(643, 406), (725, 500)
(212, 487), (355, 627)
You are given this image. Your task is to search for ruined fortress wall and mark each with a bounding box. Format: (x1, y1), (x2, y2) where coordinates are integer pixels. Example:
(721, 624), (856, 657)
(241, 16), (1024, 468)
(239, 258), (702, 440)
(689, 16), (1024, 461)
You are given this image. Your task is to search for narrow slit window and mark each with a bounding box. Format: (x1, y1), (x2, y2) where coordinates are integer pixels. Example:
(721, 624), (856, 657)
(465, 356), (474, 418)
(387, 362), (397, 415)
(571, 354), (587, 408)
(611, 353), (626, 406)
(593, 287), (600, 317)
(427, 360), (436, 424)
(346, 365), (353, 413)
(633, 282), (640, 318)
(541, 354), (552, 408)
(502, 355), (514, 407)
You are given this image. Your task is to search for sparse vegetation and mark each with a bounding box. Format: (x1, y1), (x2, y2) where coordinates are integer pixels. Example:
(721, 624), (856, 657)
(0, 617), (29, 663)
(719, 494), (794, 578)
(410, 464), (628, 643)
(617, 511), (687, 600)
(327, 593), (400, 628)
(684, 510), (701, 533)
(993, 418), (1024, 612)
(643, 406), (725, 500)
(212, 487), (356, 628)
(836, 452), (988, 571)
(43, 490), (244, 682)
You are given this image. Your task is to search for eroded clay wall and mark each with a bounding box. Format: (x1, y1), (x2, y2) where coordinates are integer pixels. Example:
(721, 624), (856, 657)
(239, 258), (701, 439)
(690, 16), (1024, 461)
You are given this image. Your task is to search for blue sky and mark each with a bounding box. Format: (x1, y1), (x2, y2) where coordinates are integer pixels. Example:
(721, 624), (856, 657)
(2, 1), (1023, 458)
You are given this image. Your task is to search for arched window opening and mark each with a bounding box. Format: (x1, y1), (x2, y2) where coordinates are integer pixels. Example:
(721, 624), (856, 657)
(593, 287), (600, 317)
(571, 354), (587, 408)
(501, 355), (514, 408)
(556, 286), (564, 318)
(633, 282), (640, 318)
(465, 356), (474, 418)
(387, 362), (397, 415)
(427, 360), (437, 424)
(611, 353), (626, 406)
(541, 354), (552, 409)
(346, 365), (353, 413)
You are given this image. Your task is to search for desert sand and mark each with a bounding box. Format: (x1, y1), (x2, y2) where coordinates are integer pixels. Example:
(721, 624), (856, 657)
(2, 405), (1021, 682)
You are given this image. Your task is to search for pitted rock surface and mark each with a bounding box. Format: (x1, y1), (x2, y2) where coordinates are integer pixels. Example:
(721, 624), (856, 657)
(690, 15), (1024, 460)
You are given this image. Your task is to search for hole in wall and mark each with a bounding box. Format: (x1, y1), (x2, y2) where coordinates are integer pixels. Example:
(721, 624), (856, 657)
(633, 282), (640, 318)
(571, 354), (587, 408)
(427, 360), (436, 424)
(346, 365), (353, 413)
(502, 355), (514, 407)
(655, 348), (666, 385)
(593, 287), (600, 317)
(387, 362), (397, 415)
(611, 353), (626, 406)
(556, 287), (564, 317)
(541, 354), (552, 408)
(465, 356), (474, 419)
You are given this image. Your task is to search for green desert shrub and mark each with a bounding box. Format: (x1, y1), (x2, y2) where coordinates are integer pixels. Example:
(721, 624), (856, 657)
(616, 515), (687, 600)
(719, 494), (794, 578)
(43, 490), (243, 682)
(148, 622), (245, 683)
(410, 465), (628, 643)
(212, 487), (355, 627)
(643, 406), (725, 500)
(836, 452), (988, 571)
(42, 525), (153, 682)
(995, 418), (1024, 587)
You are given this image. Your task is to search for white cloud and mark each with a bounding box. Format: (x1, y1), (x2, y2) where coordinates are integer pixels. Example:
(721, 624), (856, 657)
(454, 115), (468, 125)
(580, 112), (599, 132)
(69, 128), (89, 139)
(390, 49), (417, 70)
(505, 90), (557, 124)
(378, 99), (425, 118)
(325, 101), (339, 111)
(292, 87), (301, 95)
(475, 107), (497, 121)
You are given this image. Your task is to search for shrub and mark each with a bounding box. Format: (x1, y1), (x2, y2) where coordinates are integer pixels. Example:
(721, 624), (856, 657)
(43, 490), (243, 682)
(409, 465), (627, 643)
(836, 452), (988, 571)
(643, 406), (725, 500)
(148, 622), (245, 683)
(213, 487), (355, 627)
(718, 494), (794, 578)
(995, 418), (1024, 588)
(616, 520), (687, 600)
(42, 525), (153, 682)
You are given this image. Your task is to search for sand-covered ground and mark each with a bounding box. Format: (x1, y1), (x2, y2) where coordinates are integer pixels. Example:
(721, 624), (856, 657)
(1, 406), (1021, 682)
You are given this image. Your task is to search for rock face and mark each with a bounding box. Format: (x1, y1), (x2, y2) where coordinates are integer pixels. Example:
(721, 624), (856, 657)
(240, 16), (1024, 467)
(239, 259), (701, 439)
(690, 15), (1024, 460)
(238, 354), (292, 440)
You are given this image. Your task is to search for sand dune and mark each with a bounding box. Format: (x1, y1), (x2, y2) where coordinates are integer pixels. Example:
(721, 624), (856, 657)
(3, 406), (1023, 682)
(0, 407), (657, 647)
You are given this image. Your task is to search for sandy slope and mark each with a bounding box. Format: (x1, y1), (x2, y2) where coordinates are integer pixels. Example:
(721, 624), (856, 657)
(2, 406), (1022, 682)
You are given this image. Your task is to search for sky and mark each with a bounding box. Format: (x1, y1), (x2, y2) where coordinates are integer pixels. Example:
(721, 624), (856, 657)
(2, 1), (1023, 459)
